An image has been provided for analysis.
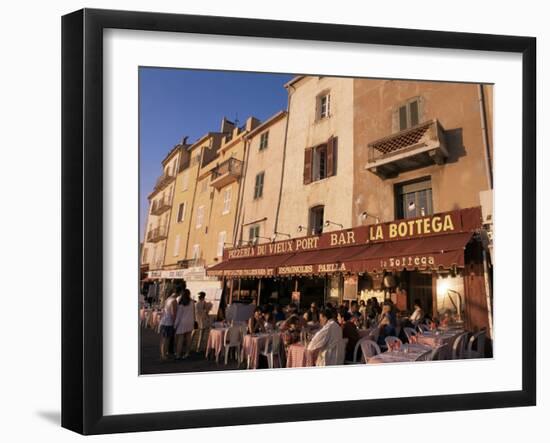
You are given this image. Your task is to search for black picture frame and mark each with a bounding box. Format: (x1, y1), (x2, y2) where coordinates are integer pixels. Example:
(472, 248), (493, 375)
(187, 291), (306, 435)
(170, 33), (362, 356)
(61, 8), (536, 435)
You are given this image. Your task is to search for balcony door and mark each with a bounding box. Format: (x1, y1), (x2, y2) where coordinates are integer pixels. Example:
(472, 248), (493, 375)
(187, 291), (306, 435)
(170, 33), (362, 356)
(396, 177), (433, 219)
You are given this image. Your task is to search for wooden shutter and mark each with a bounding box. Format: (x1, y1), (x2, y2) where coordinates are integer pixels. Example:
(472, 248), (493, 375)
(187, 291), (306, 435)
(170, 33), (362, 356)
(303, 147), (313, 184)
(326, 136), (336, 177)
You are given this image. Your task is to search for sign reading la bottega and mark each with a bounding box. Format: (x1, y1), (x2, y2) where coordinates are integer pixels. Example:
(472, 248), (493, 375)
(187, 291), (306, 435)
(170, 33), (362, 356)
(224, 207), (481, 261)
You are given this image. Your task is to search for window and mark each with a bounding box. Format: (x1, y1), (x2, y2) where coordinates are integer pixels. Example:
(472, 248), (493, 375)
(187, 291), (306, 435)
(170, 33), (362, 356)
(396, 178), (433, 219)
(142, 247), (148, 264)
(222, 188), (232, 214)
(217, 231), (227, 257)
(176, 202), (186, 223)
(396, 98), (421, 131)
(181, 170), (189, 191)
(313, 145), (328, 181)
(309, 205), (324, 236)
(254, 172), (265, 199)
(173, 234), (180, 257)
(196, 205), (205, 228)
(304, 136), (337, 184)
(318, 93), (331, 119)
(259, 131), (269, 150)
(192, 244), (201, 260)
(249, 225), (260, 243)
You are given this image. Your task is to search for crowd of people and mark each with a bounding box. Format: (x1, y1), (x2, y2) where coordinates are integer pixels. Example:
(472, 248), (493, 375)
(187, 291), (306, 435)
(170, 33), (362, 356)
(145, 281), (440, 365)
(155, 284), (213, 361)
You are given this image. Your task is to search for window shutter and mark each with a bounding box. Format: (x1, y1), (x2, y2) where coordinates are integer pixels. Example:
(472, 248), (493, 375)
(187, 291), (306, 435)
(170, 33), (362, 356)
(326, 136), (336, 177)
(303, 147), (313, 184)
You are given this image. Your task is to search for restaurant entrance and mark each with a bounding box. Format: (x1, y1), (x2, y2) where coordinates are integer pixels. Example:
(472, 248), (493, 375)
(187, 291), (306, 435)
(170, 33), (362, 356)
(296, 276), (326, 309)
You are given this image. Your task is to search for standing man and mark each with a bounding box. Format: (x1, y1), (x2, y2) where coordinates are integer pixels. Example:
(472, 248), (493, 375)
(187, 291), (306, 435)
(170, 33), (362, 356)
(194, 291), (212, 351)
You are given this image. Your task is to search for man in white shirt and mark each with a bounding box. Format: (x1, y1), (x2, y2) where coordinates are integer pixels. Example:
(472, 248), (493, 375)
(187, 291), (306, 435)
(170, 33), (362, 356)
(307, 308), (343, 366)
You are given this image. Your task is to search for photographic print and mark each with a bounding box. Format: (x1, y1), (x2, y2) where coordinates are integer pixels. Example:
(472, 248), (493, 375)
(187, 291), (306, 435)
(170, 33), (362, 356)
(138, 69), (494, 374)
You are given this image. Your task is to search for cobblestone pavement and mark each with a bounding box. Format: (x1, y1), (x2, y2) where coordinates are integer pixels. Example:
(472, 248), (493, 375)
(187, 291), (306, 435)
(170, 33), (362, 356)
(140, 327), (246, 375)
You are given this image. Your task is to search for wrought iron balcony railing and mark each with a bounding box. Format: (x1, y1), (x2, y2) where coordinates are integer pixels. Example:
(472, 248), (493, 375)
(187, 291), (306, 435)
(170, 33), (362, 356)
(146, 226), (169, 243)
(210, 157), (243, 189)
(366, 119), (448, 179)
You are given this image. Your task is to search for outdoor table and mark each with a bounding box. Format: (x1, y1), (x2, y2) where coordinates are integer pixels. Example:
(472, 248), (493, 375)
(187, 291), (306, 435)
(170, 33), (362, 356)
(242, 333), (282, 369)
(286, 343), (318, 368)
(367, 344), (431, 364)
(206, 327), (229, 360)
(417, 329), (463, 358)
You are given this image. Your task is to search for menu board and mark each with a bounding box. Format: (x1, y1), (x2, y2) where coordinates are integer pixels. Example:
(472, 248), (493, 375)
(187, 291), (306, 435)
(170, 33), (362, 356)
(343, 275), (359, 300)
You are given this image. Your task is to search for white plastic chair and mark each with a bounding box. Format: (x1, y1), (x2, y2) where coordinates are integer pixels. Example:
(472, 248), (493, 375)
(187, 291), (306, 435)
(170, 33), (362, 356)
(384, 336), (403, 350)
(223, 326), (242, 365)
(335, 338), (348, 365)
(429, 345), (447, 361)
(466, 330), (486, 359)
(260, 334), (282, 368)
(403, 327), (418, 342)
(452, 331), (470, 359)
(415, 349), (433, 361)
(360, 339), (381, 363)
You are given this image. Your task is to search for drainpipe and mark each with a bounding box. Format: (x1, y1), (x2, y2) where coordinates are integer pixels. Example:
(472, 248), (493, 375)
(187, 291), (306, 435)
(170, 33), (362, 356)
(183, 146), (204, 259)
(478, 84), (493, 190)
(273, 86), (293, 233)
(234, 135), (251, 245)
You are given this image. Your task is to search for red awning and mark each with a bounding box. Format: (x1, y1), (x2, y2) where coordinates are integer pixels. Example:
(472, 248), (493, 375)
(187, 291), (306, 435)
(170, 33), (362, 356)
(343, 231), (474, 273)
(206, 232), (475, 277)
(206, 253), (294, 277)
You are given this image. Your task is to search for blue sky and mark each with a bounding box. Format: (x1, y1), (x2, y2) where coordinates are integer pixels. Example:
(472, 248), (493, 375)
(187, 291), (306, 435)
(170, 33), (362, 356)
(139, 68), (294, 239)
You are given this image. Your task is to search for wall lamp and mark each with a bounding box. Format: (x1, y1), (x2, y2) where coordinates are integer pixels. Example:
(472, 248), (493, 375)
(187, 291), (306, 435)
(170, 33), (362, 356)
(273, 231), (291, 239)
(360, 211), (380, 224)
(297, 225), (307, 233)
(324, 220), (344, 229)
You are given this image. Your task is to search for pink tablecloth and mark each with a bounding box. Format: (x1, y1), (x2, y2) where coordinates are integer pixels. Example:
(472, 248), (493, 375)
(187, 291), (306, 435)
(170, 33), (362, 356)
(242, 333), (280, 369)
(206, 328), (228, 359)
(286, 343), (318, 368)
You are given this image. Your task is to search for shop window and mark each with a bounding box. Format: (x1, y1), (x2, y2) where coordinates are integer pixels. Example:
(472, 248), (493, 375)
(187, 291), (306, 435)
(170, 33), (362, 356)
(249, 225), (260, 243)
(309, 205), (324, 236)
(254, 172), (264, 199)
(395, 177), (433, 219)
(303, 136), (337, 184)
(259, 131), (269, 150)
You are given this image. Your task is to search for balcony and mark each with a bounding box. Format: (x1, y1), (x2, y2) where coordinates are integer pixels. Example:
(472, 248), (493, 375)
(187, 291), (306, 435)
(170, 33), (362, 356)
(177, 258), (206, 269)
(210, 157), (243, 189)
(366, 119), (448, 179)
(153, 172), (176, 192)
(150, 199), (171, 216)
(146, 226), (168, 243)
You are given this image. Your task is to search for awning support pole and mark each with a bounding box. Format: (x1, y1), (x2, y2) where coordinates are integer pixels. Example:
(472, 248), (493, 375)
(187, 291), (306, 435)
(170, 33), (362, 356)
(257, 279), (262, 306)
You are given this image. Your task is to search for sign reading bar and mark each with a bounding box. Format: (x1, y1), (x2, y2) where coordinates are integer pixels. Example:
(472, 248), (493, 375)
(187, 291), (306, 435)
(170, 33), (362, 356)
(223, 207), (481, 261)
